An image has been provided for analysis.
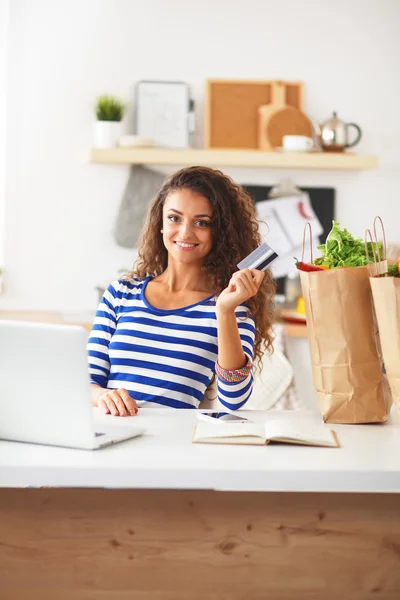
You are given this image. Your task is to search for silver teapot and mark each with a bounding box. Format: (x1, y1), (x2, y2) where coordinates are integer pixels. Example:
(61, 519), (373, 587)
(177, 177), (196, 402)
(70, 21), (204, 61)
(317, 111), (362, 152)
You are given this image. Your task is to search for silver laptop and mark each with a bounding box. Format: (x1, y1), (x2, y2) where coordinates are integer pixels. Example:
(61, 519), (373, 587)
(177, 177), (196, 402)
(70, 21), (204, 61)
(0, 320), (145, 449)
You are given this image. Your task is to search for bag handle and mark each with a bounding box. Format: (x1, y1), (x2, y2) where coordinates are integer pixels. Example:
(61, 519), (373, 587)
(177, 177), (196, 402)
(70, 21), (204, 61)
(301, 222), (313, 264)
(373, 215), (387, 262)
(364, 228), (378, 274)
(364, 225), (388, 276)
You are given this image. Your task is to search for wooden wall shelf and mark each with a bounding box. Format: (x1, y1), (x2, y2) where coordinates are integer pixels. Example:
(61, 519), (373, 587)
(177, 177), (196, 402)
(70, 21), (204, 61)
(89, 147), (378, 170)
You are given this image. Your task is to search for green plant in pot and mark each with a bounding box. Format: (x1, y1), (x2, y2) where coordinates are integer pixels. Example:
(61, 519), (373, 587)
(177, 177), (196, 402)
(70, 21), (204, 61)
(93, 94), (126, 148)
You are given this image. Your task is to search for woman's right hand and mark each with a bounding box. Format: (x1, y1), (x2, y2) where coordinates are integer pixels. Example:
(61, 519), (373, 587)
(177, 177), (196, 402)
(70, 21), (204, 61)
(97, 388), (138, 417)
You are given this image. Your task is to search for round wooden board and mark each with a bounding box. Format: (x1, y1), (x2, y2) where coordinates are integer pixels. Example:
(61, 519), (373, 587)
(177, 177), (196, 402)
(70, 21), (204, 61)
(266, 107), (313, 149)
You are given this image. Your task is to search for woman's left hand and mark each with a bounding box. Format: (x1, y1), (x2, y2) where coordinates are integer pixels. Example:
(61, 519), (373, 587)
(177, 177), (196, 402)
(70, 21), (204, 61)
(216, 268), (265, 313)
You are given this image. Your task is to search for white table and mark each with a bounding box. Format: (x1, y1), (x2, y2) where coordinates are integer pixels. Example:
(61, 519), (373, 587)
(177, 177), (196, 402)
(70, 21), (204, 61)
(1, 408), (400, 493)
(1, 408), (400, 599)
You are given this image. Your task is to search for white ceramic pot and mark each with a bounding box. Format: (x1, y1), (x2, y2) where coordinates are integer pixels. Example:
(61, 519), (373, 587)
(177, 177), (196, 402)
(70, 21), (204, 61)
(93, 121), (121, 148)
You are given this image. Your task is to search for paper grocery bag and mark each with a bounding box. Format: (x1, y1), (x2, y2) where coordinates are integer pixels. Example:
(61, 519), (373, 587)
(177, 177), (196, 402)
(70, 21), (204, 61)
(370, 276), (400, 422)
(300, 266), (390, 423)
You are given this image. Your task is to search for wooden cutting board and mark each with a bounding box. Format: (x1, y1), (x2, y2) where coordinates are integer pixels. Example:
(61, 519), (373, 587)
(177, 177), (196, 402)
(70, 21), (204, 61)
(258, 81), (286, 150)
(258, 82), (313, 150)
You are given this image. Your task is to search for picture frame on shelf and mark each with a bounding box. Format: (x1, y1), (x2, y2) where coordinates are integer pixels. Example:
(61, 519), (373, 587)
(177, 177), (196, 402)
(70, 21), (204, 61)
(135, 80), (190, 149)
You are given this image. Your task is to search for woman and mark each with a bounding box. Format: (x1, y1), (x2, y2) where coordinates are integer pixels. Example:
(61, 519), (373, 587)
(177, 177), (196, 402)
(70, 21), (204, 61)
(88, 166), (275, 416)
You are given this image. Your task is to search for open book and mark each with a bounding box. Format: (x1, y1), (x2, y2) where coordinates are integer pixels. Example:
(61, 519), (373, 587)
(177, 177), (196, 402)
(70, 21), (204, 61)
(193, 418), (340, 447)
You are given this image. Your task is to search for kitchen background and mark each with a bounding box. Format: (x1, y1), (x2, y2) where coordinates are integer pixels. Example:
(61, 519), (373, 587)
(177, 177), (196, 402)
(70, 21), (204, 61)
(0, 0), (399, 311)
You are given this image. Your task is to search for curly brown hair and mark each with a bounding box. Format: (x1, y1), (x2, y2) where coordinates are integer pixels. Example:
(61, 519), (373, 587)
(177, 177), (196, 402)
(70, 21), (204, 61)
(129, 166), (276, 367)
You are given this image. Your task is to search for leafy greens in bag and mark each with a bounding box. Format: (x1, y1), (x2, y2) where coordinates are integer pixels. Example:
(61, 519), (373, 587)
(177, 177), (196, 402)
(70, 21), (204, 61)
(387, 262), (400, 277)
(313, 221), (380, 269)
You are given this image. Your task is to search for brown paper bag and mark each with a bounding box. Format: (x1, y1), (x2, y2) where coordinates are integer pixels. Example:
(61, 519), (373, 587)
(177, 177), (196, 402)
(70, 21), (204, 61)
(301, 266), (389, 423)
(369, 277), (400, 421)
(299, 221), (389, 423)
(366, 218), (400, 422)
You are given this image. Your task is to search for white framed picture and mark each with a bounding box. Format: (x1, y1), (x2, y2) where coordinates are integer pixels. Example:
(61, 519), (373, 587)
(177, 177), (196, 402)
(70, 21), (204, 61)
(135, 80), (190, 149)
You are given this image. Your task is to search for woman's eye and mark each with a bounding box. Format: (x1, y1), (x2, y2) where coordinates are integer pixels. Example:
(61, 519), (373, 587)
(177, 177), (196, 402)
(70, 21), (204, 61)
(167, 216), (210, 227)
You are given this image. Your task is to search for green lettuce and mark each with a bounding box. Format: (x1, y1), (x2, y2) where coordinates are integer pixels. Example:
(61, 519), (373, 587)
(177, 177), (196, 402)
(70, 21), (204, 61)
(313, 221), (381, 269)
(388, 263), (400, 277)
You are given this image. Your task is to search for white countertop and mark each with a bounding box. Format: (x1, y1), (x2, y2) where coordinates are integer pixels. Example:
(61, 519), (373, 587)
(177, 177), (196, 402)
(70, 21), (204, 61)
(1, 408), (400, 493)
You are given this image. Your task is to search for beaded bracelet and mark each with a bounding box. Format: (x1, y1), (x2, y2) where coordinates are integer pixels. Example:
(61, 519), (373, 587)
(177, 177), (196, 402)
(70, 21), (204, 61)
(215, 357), (252, 383)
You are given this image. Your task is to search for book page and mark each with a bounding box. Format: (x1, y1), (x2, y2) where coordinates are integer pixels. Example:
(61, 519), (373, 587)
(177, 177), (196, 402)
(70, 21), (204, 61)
(194, 422), (265, 442)
(263, 419), (337, 447)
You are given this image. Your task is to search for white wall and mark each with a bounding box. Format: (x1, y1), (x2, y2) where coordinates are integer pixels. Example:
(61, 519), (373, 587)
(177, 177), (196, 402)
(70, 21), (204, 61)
(0, 0), (10, 271)
(2, 0), (400, 310)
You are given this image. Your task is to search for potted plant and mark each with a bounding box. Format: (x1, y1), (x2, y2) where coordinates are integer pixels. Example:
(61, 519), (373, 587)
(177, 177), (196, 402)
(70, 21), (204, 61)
(93, 94), (126, 148)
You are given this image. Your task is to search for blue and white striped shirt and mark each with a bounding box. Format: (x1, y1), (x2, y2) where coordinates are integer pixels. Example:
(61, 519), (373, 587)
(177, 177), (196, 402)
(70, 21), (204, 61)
(87, 277), (255, 410)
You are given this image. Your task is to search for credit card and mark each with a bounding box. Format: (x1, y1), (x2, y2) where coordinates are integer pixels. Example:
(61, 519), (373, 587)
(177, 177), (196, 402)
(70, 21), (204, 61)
(237, 241), (278, 271)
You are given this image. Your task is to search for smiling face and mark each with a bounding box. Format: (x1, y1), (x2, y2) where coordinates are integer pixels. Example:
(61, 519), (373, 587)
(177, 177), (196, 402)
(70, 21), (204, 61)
(162, 188), (213, 266)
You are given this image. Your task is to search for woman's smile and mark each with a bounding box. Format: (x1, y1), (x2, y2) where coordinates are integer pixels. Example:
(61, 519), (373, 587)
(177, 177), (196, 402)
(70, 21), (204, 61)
(174, 240), (199, 251)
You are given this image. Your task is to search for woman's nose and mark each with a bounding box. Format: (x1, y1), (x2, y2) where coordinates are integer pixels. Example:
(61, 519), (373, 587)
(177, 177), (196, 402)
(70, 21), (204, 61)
(179, 220), (192, 237)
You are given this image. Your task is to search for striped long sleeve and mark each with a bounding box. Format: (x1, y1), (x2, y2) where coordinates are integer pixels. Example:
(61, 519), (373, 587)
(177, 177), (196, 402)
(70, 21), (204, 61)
(87, 277), (255, 410)
(216, 313), (255, 410)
